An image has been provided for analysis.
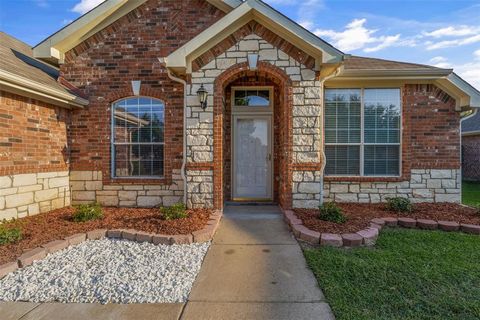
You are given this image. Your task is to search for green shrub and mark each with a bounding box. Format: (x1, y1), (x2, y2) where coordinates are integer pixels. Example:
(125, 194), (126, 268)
(160, 203), (188, 220)
(318, 202), (347, 224)
(386, 197), (413, 213)
(72, 203), (103, 222)
(0, 224), (22, 245)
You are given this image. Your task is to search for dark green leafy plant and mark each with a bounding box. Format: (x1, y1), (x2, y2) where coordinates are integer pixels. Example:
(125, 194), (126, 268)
(386, 197), (413, 213)
(318, 202), (347, 224)
(72, 203), (103, 222)
(0, 224), (22, 245)
(160, 203), (188, 220)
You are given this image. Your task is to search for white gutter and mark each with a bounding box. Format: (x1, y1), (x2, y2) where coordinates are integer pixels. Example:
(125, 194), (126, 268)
(337, 69), (452, 78)
(0, 70), (88, 108)
(318, 67), (342, 206)
(462, 130), (480, 137)
(163, 59), (188, 206)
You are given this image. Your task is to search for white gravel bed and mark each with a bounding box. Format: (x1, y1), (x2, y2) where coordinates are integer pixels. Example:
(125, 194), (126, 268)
(0, 239), (210, 304)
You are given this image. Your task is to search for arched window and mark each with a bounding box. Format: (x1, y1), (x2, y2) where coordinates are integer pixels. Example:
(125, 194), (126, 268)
(112, 97), (165, 178)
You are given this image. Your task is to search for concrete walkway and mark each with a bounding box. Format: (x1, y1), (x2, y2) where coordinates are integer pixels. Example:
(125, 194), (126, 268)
(0, 205), (334, 320)
(181, 205), (334, 319)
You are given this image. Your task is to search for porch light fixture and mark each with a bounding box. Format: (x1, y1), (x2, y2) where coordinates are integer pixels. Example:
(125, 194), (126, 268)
(197, 84), (209, 111)
(247, 52), (259, 71)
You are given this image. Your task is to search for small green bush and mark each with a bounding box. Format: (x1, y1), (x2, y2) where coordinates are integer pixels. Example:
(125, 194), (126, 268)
(386, 197), (413, 213)
(318, 202), (347, 224)
(160, 203), (188, 220)
(0, 224), (22, 245)
(72, 203), (103, 222)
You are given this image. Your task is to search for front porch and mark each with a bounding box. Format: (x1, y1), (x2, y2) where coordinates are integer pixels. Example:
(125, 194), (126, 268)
(184, 33), (324, 211)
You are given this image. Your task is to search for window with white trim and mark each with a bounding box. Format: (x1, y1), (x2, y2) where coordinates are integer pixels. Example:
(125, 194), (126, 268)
(325, 88), (401, 176)
(112, 97), (165, 178)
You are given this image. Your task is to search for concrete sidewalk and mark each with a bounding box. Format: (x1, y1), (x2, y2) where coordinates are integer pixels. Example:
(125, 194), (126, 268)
(181, 205), (334, 319)
(1, 205), (334, 320)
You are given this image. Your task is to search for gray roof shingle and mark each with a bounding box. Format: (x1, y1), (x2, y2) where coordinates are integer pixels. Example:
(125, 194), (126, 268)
(462, 111), (480, 134)
(0, 32), (78, 96)
(344, 56), (447, 71)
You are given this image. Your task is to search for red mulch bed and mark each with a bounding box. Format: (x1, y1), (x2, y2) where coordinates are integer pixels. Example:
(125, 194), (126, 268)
(0, 207), (211, 265)
(295, 203), (480, 234)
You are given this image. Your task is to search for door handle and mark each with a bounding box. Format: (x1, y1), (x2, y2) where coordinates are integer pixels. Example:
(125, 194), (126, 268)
(267, 154), (272, 161)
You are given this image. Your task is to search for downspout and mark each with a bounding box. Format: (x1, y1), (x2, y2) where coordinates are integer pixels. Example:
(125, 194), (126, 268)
(459, 108), (478, 202)
(318, 67), (342, 206)
(162, 59), (188, 205)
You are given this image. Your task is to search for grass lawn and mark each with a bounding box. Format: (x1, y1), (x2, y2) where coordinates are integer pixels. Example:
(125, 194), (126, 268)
(304, 228), (480, 320)
(463, 181), (480, 207)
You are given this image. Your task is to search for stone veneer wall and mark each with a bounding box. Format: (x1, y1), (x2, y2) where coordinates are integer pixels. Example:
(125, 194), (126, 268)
(324, 169), (461, 203)
(185, 33), (323, 209)
(292, 171), (322, 208)
(70, 169), (184, 207)
(186, 170), (213, 208)
(0, 172), (70, 220)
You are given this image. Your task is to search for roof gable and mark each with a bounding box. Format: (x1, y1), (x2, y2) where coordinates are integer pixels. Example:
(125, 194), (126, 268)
(33, 0), (240, 64)
(165, 0), (344, 73)
(191, 21), (317, 72)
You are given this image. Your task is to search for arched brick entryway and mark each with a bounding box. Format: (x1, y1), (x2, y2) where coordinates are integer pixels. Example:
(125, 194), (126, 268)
(212, 61), (293, 210)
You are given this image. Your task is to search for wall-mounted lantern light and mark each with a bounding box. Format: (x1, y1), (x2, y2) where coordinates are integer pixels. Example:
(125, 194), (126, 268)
(197, 84), (209, 111)
(247, 52), (259, 71)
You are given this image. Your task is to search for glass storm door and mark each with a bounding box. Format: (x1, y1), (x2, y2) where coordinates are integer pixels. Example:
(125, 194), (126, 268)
(233, 116), (273, 201)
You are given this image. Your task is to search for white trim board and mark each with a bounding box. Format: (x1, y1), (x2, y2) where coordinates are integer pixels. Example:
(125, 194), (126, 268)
(166, 0), (344, 73)
(33, 0), (240, 63)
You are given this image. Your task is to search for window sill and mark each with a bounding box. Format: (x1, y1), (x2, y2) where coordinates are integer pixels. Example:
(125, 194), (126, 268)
(105, 176), (171, 185)
(324, 176), (405, 183)
(113, 176), (165, 180)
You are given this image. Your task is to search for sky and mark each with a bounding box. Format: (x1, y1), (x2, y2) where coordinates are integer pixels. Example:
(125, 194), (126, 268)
(0, 0), (479, 89)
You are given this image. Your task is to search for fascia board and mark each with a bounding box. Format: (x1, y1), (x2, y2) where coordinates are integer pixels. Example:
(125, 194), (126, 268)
(167, 0), (344, 72)
(337, 69), (453, 78)
(447, 73), (480, 108)
(33, 0), (129, 60)
(206, 0), (242, 12)
(167, 2), (253, 69)
(0, 70), (88, 108)
(248, 0), (343, 63)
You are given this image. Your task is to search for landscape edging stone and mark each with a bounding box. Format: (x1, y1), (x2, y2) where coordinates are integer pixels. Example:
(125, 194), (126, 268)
(282, 209), (480, 248)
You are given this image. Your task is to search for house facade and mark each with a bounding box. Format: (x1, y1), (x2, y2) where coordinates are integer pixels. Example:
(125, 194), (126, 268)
(1, 0), (480, 220)
(462, 111), (480, 181)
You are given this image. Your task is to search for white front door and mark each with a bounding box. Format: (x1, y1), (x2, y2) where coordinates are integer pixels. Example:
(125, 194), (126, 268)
(233, 116), (273, 201)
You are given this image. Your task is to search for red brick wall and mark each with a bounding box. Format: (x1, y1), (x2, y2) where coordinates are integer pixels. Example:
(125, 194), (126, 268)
(60, 0), (225, 184)
(462, 134), (480, 181)
(326, 83), (460, 183)
(404, 84), (460, 169)
(0, 90), (70, 176)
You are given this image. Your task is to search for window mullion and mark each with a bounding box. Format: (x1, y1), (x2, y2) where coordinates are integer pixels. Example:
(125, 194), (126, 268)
(360, 88), (364, 177)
